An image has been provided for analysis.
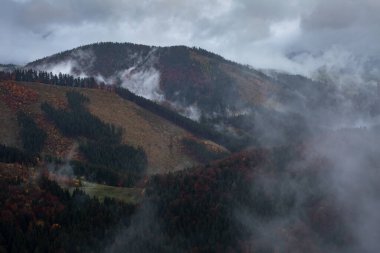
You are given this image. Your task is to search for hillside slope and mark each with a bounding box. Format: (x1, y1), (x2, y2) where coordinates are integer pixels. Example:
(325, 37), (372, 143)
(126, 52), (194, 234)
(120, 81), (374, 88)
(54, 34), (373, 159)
(0, 99), (20, 148)
(0, 81), (230, 173)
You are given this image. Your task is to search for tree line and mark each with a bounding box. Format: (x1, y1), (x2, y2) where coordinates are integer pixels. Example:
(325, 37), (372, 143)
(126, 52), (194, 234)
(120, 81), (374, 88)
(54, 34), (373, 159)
(17, 111), (47, 155)
(0, 69), (97, 88)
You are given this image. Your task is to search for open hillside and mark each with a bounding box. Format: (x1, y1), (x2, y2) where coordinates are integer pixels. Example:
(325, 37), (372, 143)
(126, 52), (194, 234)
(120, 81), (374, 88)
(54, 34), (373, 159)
(0, 80), (229, 174)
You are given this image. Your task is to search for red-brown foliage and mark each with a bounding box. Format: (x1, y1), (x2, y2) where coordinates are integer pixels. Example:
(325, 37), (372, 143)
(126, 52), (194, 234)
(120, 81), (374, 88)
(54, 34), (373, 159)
(0, 81), (39, 110)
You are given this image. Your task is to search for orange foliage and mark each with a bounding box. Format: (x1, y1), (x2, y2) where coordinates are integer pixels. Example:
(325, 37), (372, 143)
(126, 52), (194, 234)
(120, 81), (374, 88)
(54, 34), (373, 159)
(0, 81), (39, 110)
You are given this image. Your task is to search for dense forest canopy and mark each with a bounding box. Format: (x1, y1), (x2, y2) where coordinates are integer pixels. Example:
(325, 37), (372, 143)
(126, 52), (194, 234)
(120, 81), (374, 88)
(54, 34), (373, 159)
(17, 111), (47, 155)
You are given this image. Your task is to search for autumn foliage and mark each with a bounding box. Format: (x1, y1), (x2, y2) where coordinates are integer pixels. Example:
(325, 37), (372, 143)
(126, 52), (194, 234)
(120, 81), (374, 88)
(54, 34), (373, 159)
(0, 81), (38, 110)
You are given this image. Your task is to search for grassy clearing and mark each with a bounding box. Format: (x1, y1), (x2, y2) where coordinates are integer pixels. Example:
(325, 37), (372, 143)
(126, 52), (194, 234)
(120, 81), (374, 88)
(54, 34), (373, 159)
(69, 181), (143, 204)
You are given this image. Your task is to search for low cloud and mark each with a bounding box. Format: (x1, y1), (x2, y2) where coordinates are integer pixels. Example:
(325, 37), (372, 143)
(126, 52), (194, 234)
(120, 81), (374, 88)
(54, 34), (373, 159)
(31, 48), (95, 78)
(120, 67), (163, 101)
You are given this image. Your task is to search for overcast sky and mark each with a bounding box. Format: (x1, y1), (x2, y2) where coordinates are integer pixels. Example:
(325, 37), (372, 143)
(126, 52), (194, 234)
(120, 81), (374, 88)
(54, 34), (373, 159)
(1, 0), (380, 74)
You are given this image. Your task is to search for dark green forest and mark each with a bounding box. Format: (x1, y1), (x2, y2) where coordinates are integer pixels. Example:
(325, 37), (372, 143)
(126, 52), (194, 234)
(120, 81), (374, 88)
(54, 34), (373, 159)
(0, 144), (37, 165)
(17, 112), (47, 155)
(0, 69), (97, 88)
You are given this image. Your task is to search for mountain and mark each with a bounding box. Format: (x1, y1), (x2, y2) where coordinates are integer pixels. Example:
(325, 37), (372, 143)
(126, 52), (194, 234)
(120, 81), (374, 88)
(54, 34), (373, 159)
(26, 42), (271, 120)
(26, 42), (380, 147)
(22, 43), (312, 147)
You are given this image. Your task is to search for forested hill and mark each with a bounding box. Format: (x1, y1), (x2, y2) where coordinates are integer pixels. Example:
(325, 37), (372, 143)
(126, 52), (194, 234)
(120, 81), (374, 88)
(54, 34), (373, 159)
(25, 42), (272, 119)
(22, 43), (321, 148)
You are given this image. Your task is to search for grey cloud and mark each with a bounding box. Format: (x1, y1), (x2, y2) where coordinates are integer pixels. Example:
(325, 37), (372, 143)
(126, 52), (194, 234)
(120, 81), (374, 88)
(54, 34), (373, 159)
(297, 0), (380, 56)
(1, 0), (380, 74)
(302, 0), (359, 30)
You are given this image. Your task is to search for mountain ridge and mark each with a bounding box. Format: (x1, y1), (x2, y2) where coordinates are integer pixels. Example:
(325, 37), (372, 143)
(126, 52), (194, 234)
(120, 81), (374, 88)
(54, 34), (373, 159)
(25, 42), (271, 119)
